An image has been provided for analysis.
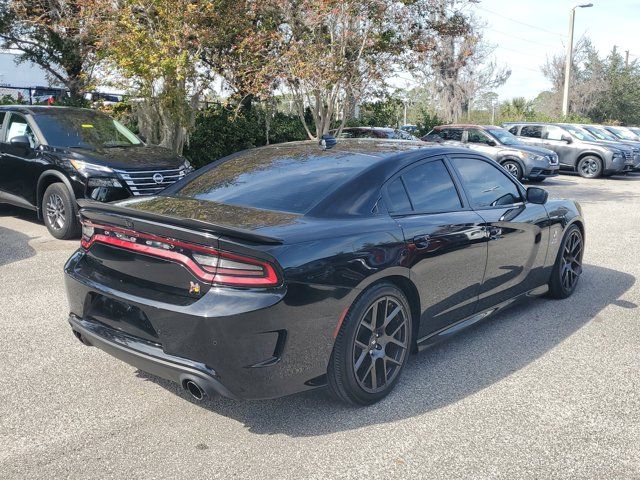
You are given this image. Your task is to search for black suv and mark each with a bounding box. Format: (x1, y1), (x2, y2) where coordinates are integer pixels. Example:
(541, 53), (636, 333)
(0, 106), (193, 239)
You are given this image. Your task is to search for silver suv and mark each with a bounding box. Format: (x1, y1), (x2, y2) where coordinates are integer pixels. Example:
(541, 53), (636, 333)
(424, 125), (559, 182)
(503, 122), (633, 179)
(580, 124), (640, 170)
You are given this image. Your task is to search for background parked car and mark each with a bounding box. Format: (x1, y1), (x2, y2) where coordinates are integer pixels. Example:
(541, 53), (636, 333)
(503, 122), (633, 179)
(581, 124), (640, 170)
(0, 105), (193, 239)
(424, 124), (559, 182)
(332, 126), (418, 140)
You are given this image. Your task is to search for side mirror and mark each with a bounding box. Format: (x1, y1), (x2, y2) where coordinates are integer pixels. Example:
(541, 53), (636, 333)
(9, 135), (31, 150)
(137, 134), (147, 143)
(527, 186), (548, 205)
(561, 134), (573, 144)
(486, 140), (497, 146)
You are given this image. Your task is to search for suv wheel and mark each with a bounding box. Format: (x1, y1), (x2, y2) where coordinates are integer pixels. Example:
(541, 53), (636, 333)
(328, 282), (412, 405)
(577, 156), (603, 179)
(43, 183), (81, 240)
(502, 160), (523, 181)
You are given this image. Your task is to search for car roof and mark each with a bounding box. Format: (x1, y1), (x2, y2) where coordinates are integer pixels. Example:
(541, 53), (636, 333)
(340, 126), (398, 131)
(433, 124), (503, 130)
(192, 138), (479, 217)
(0, 105), (96, 116)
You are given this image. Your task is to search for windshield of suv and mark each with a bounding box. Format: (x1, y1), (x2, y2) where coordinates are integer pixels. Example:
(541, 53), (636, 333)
(608, 126), (639, 141)
(584, 126), (617, 141)
(35, 109), (142, 148)
(563, 125), (597, 141)
(487, 129), (521, 146)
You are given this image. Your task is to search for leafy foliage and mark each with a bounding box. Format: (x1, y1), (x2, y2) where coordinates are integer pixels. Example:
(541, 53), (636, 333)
(183, 103), (308, 168)
(0, 0), (104, 102)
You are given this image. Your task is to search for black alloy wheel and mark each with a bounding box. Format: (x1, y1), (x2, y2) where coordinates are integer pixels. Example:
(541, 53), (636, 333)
(548, 225), (584, 299)
(42, 183), (81, 240)
(328, 283), (412, 405)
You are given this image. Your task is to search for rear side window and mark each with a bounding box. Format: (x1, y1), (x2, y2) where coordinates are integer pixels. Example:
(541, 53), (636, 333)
(386, 178), (412, 213)
(387, 160), (462, 214)
(437, 129), (463, 141)
(451, 157), (522, 208)
(520, 125), (543, 138)
(0, 112), (5, 130)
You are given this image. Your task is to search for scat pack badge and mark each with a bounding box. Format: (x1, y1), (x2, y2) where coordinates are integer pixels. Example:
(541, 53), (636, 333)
(189, 281), (201, 295)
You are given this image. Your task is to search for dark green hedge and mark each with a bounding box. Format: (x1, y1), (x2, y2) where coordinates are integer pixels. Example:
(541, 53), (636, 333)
(184, 103), (311, 168)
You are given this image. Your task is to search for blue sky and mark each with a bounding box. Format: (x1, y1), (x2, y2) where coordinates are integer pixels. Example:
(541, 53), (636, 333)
(476, 0), (640, 100)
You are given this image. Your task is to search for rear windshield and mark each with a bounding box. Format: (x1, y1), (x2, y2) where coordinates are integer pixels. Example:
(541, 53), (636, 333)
(174, 147), (378, 214)
(35, 109), (142, 148)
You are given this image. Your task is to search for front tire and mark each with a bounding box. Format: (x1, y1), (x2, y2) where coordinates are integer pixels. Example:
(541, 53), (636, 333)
(42, 183), (80, 240)
(328, 282), (412, 405)
(577, 156), (603, 179)
(502, 160), (523, 181)
(548, 225), (584, 299)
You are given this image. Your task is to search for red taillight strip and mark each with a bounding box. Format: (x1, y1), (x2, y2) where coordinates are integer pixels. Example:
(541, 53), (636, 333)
(83, 234), (217, 282)
(81, 222), (280, 287)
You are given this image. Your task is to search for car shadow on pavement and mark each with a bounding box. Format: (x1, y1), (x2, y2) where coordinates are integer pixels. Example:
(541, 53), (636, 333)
(0, 225), (36, 267)
(138, 264), (634, 437)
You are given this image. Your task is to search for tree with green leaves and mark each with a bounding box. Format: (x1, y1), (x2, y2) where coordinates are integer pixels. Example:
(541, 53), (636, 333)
(0, 0), (105, 103)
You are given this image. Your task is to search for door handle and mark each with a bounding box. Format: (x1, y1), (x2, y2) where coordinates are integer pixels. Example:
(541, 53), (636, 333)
(412, 235), (431, 249)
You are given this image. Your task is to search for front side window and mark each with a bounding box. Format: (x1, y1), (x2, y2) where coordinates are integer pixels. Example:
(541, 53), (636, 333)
(467, 129), (492, 144)
(561, 125), (597, 141)
(451, 157), (522, 208)
(487, 128), (520, 146)
(544, 126), (566, 141)
(5, 113), (37, 148)
(520, 125), (543, 138)
(391, 160), (462, 214)
(508, 126), (519, 135)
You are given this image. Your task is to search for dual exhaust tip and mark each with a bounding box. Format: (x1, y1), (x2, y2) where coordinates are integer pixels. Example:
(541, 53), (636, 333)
(183, 379), (206, 401)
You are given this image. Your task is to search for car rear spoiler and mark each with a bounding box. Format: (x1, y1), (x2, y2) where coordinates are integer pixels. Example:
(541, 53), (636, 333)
(77, 199), (284, 245)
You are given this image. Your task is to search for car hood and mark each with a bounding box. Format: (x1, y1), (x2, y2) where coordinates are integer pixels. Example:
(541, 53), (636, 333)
(55, 144), (185, 170)
(590, 139), (634, 152)
(500, 144), (556, 156)
(581, 140), (625, 152)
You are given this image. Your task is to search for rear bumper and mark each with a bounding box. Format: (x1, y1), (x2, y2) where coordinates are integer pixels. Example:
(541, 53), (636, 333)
(64, 250), (348, 400)
(69, 314), (237, 399)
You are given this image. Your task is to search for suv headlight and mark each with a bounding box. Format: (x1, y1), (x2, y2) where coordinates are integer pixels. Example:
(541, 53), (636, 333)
(517, 151), (545, 162)
(70, 159), (115, 176)
(182, 159), (194, 173)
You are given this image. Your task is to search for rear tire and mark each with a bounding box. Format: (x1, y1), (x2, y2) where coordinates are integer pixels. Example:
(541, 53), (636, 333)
(328, 282), (412, 405)
(548, 225), (583, 299)
(42, 183), (80, 240)
(576, 156), (603, 179)
(502, 160), (523, 181)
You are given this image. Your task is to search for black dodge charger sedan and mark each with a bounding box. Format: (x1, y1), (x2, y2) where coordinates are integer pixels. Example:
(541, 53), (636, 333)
(64, 139), (585, 405)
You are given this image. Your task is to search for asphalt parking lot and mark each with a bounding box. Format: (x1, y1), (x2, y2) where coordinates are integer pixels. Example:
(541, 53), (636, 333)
(1, 173), (639, 479)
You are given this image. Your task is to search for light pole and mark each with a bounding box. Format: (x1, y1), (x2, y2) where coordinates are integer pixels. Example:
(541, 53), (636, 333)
(562, 3), (593, 117)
